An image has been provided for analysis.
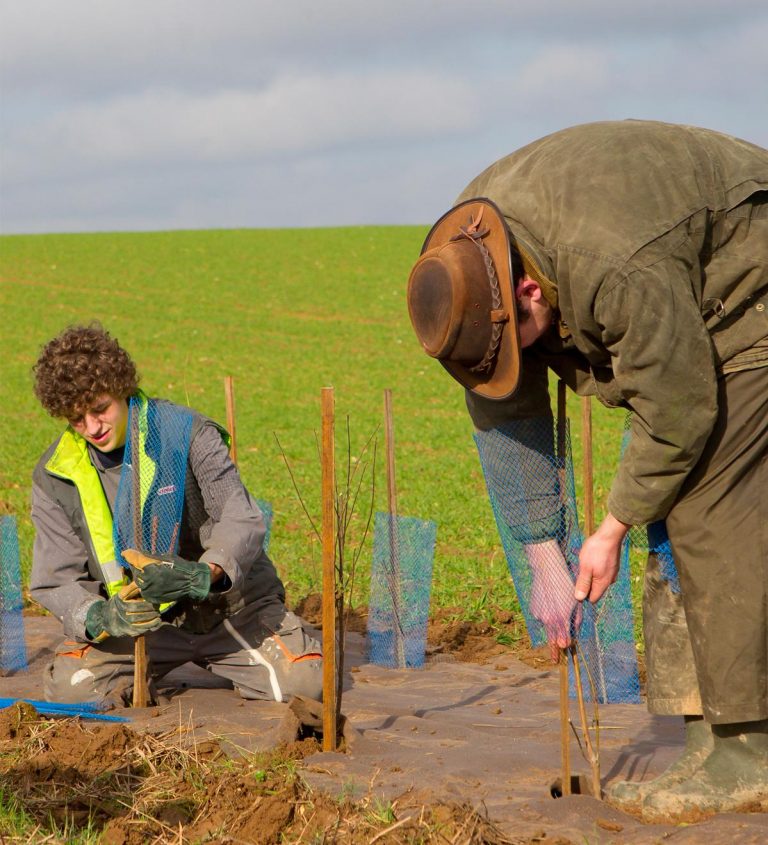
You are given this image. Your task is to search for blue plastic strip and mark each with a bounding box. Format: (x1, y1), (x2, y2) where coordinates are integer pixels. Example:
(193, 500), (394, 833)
(0, 697), (130, 722)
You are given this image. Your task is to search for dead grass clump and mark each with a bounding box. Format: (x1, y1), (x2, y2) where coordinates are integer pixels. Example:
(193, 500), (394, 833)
(0, 704), (305, 843)
(0, 704), (563, 844)
(289, 795), (530, 845)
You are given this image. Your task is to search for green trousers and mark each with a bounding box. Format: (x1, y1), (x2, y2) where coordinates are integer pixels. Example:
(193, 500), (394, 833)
(646, 364), (768, 724)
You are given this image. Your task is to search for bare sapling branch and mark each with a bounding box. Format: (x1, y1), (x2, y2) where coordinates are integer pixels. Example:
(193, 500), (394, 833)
(277, 408), (378, 739)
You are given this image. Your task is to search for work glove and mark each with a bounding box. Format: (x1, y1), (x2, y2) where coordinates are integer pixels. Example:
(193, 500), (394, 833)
(125, 550), (211, 604)
(85, 593), (163, 641)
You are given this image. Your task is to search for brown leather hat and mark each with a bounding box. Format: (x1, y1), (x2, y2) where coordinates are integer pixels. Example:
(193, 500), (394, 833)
(407, 198), (520, 400)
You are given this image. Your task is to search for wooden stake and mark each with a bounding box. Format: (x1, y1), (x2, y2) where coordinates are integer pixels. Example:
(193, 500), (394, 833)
(581, 397), (594, 536)
(557, 380), (567, 475)
(575, 397), (603, 795)
(384, 389), (406, 668)
(130, 402), (150, 708)
(582, 396), (608, 705)
(556, 381), (571, 794)
(321, 387), (337, 750)
(559, 650), (572, 795)
(224, 376), (238, 465)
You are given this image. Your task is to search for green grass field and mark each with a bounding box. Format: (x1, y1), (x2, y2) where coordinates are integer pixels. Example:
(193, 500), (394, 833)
(0, 226), (631, 622)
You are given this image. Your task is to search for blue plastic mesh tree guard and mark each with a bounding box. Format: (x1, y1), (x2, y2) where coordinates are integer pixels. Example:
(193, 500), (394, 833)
(113, 396), (273, 590)
(474, 418), (640, 704)
(113, 397), (193, 566)
(368, 513), (436, 669)
(255, 499), (273, 553)
(0, 515), (27, 674)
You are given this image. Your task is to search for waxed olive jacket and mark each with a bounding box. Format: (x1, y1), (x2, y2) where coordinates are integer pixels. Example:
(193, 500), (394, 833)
(460, 120), (768, 525)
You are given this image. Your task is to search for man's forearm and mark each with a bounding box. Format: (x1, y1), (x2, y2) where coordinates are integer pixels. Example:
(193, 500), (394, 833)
(524, 538), (566, 571)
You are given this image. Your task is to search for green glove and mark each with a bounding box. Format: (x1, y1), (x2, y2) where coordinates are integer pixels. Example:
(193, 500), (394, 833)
(85, 594), (163, 640)
(131, 554), (211, 604)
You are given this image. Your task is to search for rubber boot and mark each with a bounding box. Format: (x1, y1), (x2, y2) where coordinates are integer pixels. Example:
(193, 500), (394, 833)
(642, 718), (768, 821)
(606, 716), (714, 811)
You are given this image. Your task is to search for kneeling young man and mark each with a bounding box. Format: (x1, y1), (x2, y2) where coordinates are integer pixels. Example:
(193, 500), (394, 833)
(30, 323), (322, 707)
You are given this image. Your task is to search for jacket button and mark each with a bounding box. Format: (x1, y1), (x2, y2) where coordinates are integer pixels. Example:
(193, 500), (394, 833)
(757, 303), (765, 312)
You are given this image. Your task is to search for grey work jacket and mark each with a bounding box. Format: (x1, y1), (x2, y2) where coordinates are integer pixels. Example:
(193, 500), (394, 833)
(30, 402), (284, 639)
(459, 120), (768, 525)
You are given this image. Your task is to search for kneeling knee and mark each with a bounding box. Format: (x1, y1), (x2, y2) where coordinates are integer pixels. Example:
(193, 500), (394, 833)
(44, 663), (101, 704)
(280, 656), (323, 702)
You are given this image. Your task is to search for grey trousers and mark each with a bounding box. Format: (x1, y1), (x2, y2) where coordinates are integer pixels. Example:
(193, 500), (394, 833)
(646, 364), (768, 724)
(44, 598), (323, 707)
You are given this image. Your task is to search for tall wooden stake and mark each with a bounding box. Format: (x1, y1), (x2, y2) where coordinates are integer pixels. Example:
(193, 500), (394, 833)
(582, 395), (608, 706)
(131, 402), (150, 708)
(224, 376), (238, 465)
(559, 650), (572, 795)
(581, 397), (594, 536)
(384, 389), (406, 668)
(321, 387), (337, 750)
(556, 380), (571, 794)
(580, 395), (604, 792)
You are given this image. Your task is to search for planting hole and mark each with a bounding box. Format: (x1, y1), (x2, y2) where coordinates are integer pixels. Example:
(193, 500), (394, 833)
(549, 773), (594, 798)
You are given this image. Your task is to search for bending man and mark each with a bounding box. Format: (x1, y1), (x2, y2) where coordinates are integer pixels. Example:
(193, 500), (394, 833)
(406, 120), (768, 819)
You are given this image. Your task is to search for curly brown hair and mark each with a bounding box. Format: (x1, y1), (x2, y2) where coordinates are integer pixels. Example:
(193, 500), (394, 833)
(33, 323), (140, 419)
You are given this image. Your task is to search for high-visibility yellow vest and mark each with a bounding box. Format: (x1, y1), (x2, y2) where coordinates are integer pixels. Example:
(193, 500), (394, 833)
(44, 392), (159, 598)
(45, 429), (129, 598)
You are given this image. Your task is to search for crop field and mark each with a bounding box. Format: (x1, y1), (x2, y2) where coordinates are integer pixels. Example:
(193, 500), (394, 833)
(0, 226), (630, 622)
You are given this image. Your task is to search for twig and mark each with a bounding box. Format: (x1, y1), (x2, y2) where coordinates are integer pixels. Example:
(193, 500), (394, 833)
(575, 638), (602, 760)
(571, 642), (601, 798)
(277, 406), (378, 741)
(274, 433), (321, 541)
(368, 816), (410, 844)
(332, 418), (378, 719)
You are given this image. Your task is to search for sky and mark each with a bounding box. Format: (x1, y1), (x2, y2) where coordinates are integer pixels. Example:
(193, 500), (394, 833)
(1, 1), (767, 235)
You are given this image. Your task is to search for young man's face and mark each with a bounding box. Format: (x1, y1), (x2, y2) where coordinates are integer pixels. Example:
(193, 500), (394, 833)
(68, 394), (129, 452)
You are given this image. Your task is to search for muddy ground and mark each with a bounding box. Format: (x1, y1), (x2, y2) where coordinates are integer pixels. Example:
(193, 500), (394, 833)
(1, 606), (766, 844)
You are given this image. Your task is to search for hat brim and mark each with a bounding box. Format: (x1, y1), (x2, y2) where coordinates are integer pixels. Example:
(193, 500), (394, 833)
(420, 198), (521, 401)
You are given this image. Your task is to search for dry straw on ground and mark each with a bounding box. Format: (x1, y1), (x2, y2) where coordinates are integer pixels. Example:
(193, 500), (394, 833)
(0, 703), (550, 845)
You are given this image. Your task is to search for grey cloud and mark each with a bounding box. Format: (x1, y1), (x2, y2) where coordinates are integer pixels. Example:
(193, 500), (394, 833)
(1, 1), (766, 234)
(4, 68), (479, 183)
(3, 1), (765, 96)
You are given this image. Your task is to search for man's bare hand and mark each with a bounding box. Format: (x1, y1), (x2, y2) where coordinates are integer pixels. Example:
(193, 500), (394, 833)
(574, 514), (630, 603)
(526, 540), (583, 663)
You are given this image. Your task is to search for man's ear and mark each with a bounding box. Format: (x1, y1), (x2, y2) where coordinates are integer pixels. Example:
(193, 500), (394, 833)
(515, 276), (543, 302)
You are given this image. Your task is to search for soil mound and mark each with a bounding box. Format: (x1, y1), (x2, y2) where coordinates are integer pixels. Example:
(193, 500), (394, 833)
(426, 605), (551, 666)
(293, 592), (369, 633)
(1, 704), (542, 844)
